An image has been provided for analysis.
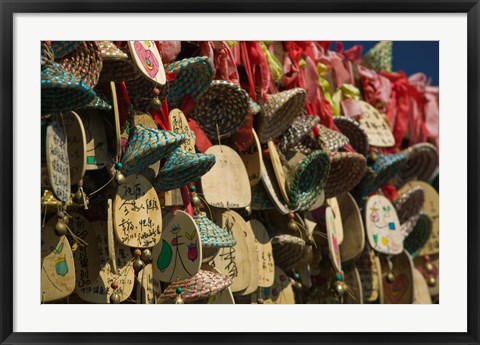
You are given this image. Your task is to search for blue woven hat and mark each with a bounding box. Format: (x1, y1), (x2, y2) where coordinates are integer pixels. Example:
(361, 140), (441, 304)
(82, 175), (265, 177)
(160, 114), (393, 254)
(194, 212), (236, 248)
(41, 62), (97, 114)
(164, 56), (214, 105)
(153, 148), (216, 192)
(120, 124), (186, 176)
(357, 152), (407, 196)
(51, 41), (83, 58)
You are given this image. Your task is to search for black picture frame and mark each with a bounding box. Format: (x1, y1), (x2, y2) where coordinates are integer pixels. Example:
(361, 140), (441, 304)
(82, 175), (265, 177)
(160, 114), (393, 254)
(1, 1), (479, 344)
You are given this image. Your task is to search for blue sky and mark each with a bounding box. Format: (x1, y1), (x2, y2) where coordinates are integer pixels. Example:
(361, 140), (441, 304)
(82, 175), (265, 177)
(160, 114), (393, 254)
(340, 41), (439, 86)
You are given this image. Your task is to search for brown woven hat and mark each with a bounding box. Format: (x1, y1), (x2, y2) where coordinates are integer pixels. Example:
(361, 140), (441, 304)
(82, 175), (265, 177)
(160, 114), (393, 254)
(317, 124), (350, 152)
(256, 88), (307, 144)
(333, 116), (369, 156)
(57, 41), (103, 89)
(191, 80), (250, 139)
(397, 143), (439, 186)
(158, 269), (232, 304)
(271, 234), (306, 271)
(394, 186), (425, 225)
(324, 151), (367, 198)
(98, 41), (140, 82)
(125, 76), (156, 111)
(277, 115), (319, 153)
(50, 41), (83, 59)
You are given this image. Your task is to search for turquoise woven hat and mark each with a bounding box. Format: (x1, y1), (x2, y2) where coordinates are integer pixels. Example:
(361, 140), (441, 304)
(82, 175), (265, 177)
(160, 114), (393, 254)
(287, 150), (331, 211)
(153, 148), (216, 192)
(41, 62), (97, 114)
(194, 212), (236, 248)
(357, 152), (407, 196)
(164, 56), (214, 105)
(397, 142), (439, 187)
(120, 124), (186, 176)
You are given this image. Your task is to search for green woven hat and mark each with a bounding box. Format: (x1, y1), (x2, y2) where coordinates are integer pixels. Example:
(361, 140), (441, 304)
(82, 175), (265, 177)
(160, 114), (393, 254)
(286, 150), (331, 211)
(363, 41), (393, 72)
(357, 152), (407, 196)
(194, 212), (236, 248)
(191, 79), (250, 139)
(164, 56), (214, 105)
(324, 151), (367, 199)
(153, 148), (216, 192)
(256, 88), (307, 144)
(120, 124), (186, 176)
(41, 62), (97, 114)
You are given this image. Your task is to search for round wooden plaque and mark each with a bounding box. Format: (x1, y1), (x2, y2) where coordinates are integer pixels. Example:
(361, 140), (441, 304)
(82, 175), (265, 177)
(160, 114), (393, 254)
(127, 41), (166, 86)
(358, 101), (395, 147)
(46, 120), (71, 202)
(248, 220), (275, 288)
(240, 129), (263, 187)
(63, 111), (86, 185)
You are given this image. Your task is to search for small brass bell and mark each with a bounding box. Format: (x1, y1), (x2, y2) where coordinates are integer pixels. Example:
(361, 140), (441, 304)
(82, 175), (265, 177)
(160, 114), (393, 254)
(427, 276), (436, 287)
(244, 205), (252, 217)
(133, 258), (145, 272)
(141, 249), (152, 263)
(257, 298), (265, 304)
(150, 97), (162, 110)
(110, 292), (121, 304)
(175, 296), (185, 304)
(74, 189), (83, 203)
(55, 220), (68, 236)
(386, 272), (395, 283)
(288, 220), (298, 232)
(334, 280), (346, 297)
(191, 194), (202, 207)
(115, 171), (126, 185)
(425, 263), (434, 273)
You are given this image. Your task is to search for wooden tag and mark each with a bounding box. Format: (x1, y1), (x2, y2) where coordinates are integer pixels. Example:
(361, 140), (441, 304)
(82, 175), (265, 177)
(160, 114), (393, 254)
(201, 145), (251, 208)
(169, 109), (196, 153)
(326, 197), (344, 244)
(398, 181), (439, 256)
(162, 189), (184, 207)
(203, 265), (235, 304)
(41, 225), (75, 302)
(139, 264), (162, 304)
(61, 213), (100, 284)
(211, 210), (251, 292)
(127, 41), (166, 85)
(268, 140), (290, 205)
(415, 255), (439, 297)
(113, 174), (162, 248)
(309, 190), (325, 211)
(358, 101), (395, 147)
(357, 247), (381, 303)
(110, 82), (122, 158)
(365, 195), (403, 255)
(343, 263), (363, 304)
(78, 111), (110, 170)
(256, 266), (295, 304)
(381, 251), (414, 304)
(240, 129), (262, 187)
(412, 268), (432, 304)
(241, 218), (259, 295)
(248, 220), (274, 288)
(46, 121), (71, 202)
(325, 207), (342, 273)
(63, 112), (86, 185)
(261, 159), (290, 215)
(338, 193), (365, 262)
(152, 210), (202, 282)
(75, 220), (135, 304)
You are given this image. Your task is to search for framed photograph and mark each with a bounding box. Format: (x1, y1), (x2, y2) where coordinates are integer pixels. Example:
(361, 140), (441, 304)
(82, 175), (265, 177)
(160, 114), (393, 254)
(1, 1), (479, 344)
